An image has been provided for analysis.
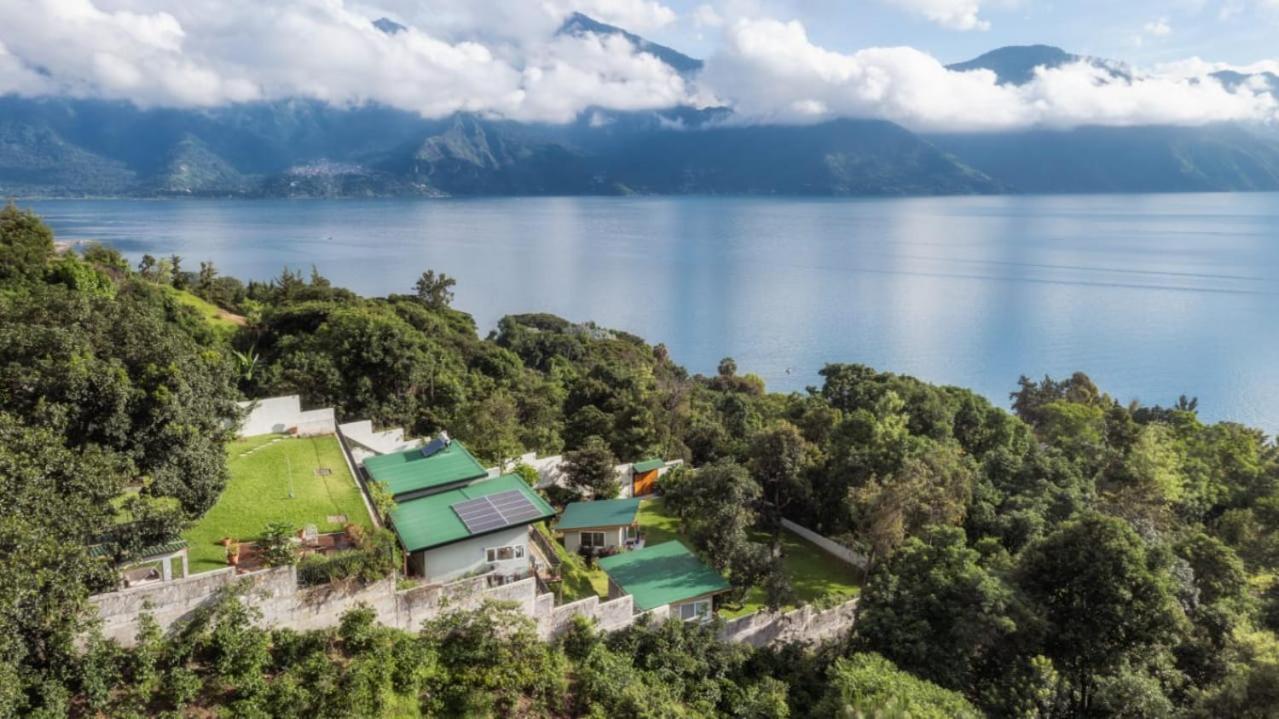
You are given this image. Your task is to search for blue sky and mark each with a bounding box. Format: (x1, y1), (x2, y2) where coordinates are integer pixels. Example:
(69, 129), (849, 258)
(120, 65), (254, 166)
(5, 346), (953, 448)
(647, 0), (1277, 67)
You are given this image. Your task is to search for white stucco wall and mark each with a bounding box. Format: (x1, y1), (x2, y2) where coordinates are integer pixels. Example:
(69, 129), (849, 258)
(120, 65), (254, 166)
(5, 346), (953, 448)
(237, 395), (336, 437)
(418, 525), (530, 583)
(563, 526), (626, 553)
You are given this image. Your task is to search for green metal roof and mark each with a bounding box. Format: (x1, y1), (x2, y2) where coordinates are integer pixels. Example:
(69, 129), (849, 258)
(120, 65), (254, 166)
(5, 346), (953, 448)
(557, 498), (641, 531)
(632, 458), (665, 473)
(389, 474), (555, 552)
(598, 541), (730, 611)
(364, 441), (488, 497)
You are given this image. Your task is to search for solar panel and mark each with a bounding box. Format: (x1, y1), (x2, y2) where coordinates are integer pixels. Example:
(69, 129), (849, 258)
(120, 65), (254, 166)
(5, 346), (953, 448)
(489, 490), (543, 523)
(451, 490), (544, 534)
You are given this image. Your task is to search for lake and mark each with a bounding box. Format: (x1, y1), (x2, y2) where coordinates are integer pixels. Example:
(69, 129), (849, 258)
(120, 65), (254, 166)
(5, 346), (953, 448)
(25, 194), (1279, 433)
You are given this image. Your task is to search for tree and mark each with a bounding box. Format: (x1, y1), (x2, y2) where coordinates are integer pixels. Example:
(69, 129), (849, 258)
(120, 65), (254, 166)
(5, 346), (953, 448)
(857, 526), (1016, 692)
(414, 270), (456, 309)
(169, 254), (186, 289)
(718, 357), (737, 378)
(816, 653), (983, 719)
(850, 443), (974, 569)
(0, 413), (122, 716)
(0, 280), (241, 514)
(137, 254), (158, 280)
(197, 261), (218, 296)
(662, 460), (792, 606)
(562, 436), (619, 499)
(455, 390), (523, 471)
(0, 203), (54, 284)
(260, 522), (298, 567)
(748, 421), (814, 532)
(1016, 514), (1184, 714)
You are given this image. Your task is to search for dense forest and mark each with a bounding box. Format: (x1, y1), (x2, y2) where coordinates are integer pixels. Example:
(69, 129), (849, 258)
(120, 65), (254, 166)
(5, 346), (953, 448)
(3, 202), (1279, 717)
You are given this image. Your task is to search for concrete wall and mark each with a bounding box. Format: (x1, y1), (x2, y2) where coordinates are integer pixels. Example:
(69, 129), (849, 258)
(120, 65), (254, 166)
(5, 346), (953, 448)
(237, 395), (336, 438)
(562, 526), (626, 553)
(90, 565), (543, 646)
(339, 420), (424, 456)
(718, 599), (859, 648)
(92, 556), (856, 650)
(781, 519), (867, 570)
(418, 525), (529, 583)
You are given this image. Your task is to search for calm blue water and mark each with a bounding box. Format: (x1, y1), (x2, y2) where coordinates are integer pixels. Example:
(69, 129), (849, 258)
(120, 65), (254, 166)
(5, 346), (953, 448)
(25, 194), (1279, 432)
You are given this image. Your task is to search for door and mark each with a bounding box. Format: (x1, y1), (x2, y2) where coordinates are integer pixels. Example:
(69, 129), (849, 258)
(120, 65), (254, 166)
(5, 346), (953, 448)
(633, 469), (658, 496)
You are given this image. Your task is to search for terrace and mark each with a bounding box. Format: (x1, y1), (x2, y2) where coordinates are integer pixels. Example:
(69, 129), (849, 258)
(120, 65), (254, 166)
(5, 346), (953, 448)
(182, 434), (374, 574)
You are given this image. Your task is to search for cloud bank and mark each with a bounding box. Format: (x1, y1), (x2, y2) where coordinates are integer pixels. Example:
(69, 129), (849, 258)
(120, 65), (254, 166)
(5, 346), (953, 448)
(706, 18), (1279, 132)
(0, 0), (1276, 132)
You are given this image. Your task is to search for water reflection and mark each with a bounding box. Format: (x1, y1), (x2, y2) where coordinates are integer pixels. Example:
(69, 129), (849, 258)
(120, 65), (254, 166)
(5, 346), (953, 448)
(27, 193), (1279, 432)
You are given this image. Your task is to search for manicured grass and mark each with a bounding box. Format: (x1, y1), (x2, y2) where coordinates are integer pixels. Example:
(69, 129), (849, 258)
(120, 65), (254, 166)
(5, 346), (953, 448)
(637, 499), (684, 545)
(637, 499), (862, 619)
(183, 435), (373, 573)
(536, 523), (610, 602)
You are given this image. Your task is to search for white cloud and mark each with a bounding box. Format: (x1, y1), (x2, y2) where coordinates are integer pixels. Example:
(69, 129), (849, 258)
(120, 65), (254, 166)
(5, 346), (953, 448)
(703, 17), (1279, 131)
(694, 4), (725, 28)
(0, 0), (692, 121)
(1144, 18), (1173, 36)
(568, 0), (677, 31)
(1, 1), (1277, 133)
(881, 0), (990, 30)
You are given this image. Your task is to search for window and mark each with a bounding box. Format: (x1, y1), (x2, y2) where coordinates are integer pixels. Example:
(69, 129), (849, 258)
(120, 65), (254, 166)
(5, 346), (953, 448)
(677, 600), (711, 622)
(580, 531), (606, 549)
(485, 544), (526, 563)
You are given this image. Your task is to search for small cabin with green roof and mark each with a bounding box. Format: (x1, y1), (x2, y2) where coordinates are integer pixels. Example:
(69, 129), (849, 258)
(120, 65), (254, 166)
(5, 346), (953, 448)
(557, 497), (641, 554)
(598, 541), (730, 622)
(363, 436), (488, 501)
(631, 458), (666, 496)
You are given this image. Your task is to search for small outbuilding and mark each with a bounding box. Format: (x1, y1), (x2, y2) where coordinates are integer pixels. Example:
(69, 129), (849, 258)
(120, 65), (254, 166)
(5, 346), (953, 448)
(630, 458), (665, 496)
(557, 497), (641, 554)
(598, 541), (730, 622)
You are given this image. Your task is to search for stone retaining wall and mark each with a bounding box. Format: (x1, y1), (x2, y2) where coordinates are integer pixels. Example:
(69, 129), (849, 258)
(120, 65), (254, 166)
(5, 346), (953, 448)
(91, 567), (854, 649)
(718, 599), (859, 648)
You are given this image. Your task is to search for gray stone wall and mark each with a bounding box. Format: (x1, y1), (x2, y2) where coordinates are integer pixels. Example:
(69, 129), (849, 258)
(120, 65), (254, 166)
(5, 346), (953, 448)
(718, 599), (859, 648)
(91, 566), (855, 650)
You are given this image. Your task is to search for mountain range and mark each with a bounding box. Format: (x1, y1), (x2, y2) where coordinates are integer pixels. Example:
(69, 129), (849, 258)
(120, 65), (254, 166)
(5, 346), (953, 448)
(1, 21), (1278, 198)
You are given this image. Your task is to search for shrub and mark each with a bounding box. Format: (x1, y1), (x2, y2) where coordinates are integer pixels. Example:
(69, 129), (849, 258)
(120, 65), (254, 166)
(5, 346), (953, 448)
(297, 528), (401, 587)
(259, 522), (297, 567)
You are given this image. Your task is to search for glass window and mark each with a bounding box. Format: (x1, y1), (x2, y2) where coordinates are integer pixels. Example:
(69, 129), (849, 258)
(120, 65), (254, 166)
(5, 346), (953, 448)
(678, 600), (711, 622)
(581, 532), (606, 548)
(485, 544), (525, 562)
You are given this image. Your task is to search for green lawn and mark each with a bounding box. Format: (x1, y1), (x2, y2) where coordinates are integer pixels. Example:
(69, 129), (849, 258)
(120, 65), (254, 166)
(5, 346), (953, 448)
(183, 435), (373, 573)
(637, 499), (862, 619)
(164, 286), (244, 336)
(536, 523), (610, 602)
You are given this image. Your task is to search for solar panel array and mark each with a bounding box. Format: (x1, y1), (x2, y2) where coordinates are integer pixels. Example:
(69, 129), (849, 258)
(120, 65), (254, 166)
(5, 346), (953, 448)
(452, 490), (544, 534)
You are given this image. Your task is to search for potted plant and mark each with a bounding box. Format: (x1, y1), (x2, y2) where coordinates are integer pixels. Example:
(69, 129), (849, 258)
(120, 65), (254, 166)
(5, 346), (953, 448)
(226, 540), (241, 567)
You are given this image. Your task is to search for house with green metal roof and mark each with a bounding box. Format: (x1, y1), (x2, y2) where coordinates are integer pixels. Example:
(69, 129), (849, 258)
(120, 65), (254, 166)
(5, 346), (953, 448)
(389, 473), (555, 582)
(557, 497), (641, 554)
(363, 438), (488, 501)
(598, 541), (730, 621)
